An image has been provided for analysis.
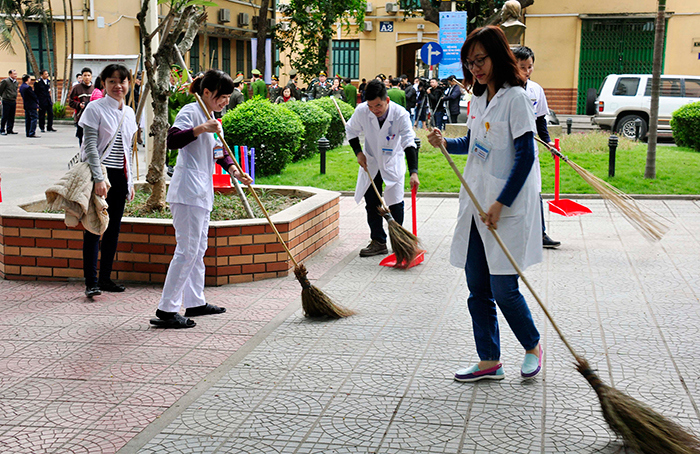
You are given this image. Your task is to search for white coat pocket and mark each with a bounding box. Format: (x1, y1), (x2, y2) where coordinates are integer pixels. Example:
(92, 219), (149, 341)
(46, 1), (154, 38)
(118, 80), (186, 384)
(485, 121), (510, 151)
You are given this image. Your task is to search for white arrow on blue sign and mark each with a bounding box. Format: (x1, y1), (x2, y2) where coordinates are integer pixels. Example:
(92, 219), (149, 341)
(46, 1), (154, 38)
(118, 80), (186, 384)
(420, 42), (443, 66)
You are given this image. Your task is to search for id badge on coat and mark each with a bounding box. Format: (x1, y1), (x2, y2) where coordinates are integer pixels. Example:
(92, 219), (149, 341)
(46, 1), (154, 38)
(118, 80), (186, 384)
(472, 138), (492, 161)
(382, 147), (394, 156)
(213, 137), (224, 159)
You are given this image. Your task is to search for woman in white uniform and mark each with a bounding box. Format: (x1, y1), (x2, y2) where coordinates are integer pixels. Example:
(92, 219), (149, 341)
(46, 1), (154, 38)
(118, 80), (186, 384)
(428, 26), (543, 382)
(151, 70), (252, 329)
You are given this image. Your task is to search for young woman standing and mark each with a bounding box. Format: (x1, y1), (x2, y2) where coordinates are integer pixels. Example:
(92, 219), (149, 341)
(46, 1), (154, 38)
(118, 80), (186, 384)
(427, 26), (543, 382)
(150, 70), (252, 329)
(80, 64), (136, 298)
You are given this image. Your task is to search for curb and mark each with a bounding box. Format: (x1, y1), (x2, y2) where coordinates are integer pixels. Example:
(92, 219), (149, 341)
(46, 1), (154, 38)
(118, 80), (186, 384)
(337, 190), (700, 200)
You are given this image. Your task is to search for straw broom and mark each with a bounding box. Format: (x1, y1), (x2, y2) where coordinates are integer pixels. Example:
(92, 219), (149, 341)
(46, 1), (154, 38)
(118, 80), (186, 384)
(191, 93), (353, 319)
(535, 137), (669, 242)
(437, 141), (699, 453)
(331, 97), (420, 268)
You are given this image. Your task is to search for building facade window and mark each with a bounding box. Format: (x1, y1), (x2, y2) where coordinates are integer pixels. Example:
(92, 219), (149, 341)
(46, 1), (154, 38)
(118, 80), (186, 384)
(332, 40), (359, 80)
(236, 40), (245, 75)
(190, 35), (200, 73)
(209, 37), (219, 70)
(26, 23), (53, 75)
(399, 0), (421, 9)
(222, 39), (231, 75)
(246, 41), (252, 76)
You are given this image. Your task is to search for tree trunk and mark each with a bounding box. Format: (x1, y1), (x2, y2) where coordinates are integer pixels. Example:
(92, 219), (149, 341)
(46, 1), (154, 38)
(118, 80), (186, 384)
(255, 0), (270, 74)
(61, 0), (69, 104)
(645, 0), (666, 180)
(66, 0), (75, 105)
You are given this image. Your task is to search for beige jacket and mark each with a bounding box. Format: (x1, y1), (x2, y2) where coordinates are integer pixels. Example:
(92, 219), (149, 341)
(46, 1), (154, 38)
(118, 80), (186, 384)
(45, 162), (111, 235)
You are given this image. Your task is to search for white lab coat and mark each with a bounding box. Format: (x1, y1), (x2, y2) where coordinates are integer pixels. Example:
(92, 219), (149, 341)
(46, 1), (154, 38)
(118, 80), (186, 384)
(166, 102), (221, 212)
(345, 102), (416, 206)
(450, 84), (542, 274)
(525, 79), (549, 191)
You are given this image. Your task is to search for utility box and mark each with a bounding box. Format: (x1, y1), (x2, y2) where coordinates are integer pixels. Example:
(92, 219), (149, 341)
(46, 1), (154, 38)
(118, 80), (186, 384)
(238, 12), (249, 27)
(385, 2), (398, 14)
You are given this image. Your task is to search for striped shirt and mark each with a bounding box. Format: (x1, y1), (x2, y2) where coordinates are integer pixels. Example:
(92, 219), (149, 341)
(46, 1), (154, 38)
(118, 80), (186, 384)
(102, 130), (125, 169)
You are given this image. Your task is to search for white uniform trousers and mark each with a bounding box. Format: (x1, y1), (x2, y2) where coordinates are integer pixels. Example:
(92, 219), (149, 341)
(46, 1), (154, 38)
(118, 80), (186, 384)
(158, 203), (209, 313)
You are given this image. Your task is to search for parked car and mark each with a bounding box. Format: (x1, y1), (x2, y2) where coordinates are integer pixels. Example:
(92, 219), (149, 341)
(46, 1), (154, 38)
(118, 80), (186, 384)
(546, 108), (559, 125)
(589, 74), (700, 139)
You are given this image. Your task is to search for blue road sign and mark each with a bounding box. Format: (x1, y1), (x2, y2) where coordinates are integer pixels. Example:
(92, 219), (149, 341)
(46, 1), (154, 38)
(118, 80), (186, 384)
(420, 42), (443, 66)
(379, 21), (394, 32)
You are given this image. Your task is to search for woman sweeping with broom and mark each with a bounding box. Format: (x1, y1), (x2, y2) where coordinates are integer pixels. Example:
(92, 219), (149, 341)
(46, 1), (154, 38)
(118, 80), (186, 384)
(427, 26), (543, 382)
(150, 70), (252, 329)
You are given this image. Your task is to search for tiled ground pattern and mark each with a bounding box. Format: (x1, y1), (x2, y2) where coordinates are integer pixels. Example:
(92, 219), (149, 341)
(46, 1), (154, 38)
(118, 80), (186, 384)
(2, 197), (700, 453)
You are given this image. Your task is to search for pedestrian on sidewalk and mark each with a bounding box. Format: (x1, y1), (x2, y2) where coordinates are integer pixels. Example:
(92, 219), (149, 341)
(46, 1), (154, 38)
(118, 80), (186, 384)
(150, 69), (252, 329)
(427, 25), (543, 383)
(35, 69), (56, 133)
(346, 79), (420, 258)
(68, 67), (95, 146)
(80, 64), (137, 299)
(19, 74), (39, 138)
(89, 77), (104, 102)
(514, 46), (561, 249)
(0, 69), (19, 135)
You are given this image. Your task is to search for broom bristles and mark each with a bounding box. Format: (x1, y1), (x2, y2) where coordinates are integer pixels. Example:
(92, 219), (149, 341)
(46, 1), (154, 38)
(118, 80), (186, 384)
(576, 358), (700, 454)
(294, 265), (355, 318)
(378, 206), (420, 268)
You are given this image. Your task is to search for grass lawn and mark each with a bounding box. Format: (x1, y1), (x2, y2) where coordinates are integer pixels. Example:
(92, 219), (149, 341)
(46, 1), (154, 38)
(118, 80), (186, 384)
(256, 130), (700, 195)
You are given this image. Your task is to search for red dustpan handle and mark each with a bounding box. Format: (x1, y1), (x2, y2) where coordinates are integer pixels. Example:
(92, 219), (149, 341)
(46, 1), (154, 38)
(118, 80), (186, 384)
(553, 138), (560, 202)
(412, 185), (417, 236)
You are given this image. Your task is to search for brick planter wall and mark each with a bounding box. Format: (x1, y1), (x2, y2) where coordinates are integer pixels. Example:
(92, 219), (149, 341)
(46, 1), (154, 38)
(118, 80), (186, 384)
(0, 186), (340, 285)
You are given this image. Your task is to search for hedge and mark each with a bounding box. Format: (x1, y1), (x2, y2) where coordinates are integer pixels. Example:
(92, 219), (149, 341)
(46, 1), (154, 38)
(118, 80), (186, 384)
(221, 98), (304, 176)
(282, 101), (332, 161)
(308, 97), (355, 149)
(670, 101), (700, 152)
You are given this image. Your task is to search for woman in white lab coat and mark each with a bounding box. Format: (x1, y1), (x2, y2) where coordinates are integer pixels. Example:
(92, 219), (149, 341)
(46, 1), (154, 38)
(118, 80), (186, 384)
(150, 70), (252, 329)
(428, 26), (543, 382)
(345, 79), (420, 257)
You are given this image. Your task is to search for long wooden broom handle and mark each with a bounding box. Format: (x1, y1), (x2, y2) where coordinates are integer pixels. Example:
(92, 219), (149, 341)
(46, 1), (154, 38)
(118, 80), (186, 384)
(534, 136), (569, 162)
(437, 140), (580, 360)
(193, 94), (300, 269)
(330, 97), (390, 213)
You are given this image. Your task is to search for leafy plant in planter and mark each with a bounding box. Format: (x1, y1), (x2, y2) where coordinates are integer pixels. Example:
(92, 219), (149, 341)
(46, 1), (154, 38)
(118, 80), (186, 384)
(221, 97), (304, 176)
(283, 101), (332, 161)
(308, 97), (354, 149)
(53, 102), (66, 119)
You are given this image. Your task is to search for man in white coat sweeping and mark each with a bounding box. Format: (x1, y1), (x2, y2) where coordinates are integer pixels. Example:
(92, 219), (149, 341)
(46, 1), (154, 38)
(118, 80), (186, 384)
(345, 79), (420, 257)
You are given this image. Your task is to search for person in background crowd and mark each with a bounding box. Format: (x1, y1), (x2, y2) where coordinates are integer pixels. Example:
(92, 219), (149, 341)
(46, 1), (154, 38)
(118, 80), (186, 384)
(80, 64), (137, 298)
(268, 75), (282, 101)
(72, 73), (82, 86)
(414, 79), (428, 129)
(358, 78), (367, 102)
(401, 74), (417, 122)
(345, 79), (420, 258)
(444, 75), (463, 124)
(286, 69), (301, 100)
(330, 78), (345, 101)
(427, 77), (445, 130)
(513, 45), (561, 249)
(275, 86), (293, 104)
(343, 77), (357, 107)
(150, 69), (252, 329)
(89, 77), (104, 102)
(228, 75), (245, 111)
(68, 67), (95, 146)
(19, 74), (39, 138)
(1, 69), (19, 135)
(251, 69), (266, 99)
(387, 78), (406, 108)
(35, 69), (56, 133)
(309, 71), (331, 99)
(427, 25), (542, 383)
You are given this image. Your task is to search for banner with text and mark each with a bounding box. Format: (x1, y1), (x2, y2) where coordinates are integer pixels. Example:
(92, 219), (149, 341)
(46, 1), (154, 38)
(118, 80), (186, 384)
(438, 11), (467, 80)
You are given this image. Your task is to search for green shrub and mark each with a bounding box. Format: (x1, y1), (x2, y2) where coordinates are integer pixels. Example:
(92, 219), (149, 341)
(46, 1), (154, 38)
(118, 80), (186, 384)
(308, 97), (354, 149)
(221, 97), (304, 176)
(671, 101), (700, 151)
(283, 101), (332, 161)
(53, 102), (66, 118)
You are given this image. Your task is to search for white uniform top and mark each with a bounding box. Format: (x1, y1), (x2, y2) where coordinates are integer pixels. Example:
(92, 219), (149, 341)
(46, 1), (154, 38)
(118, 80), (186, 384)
(450, 84), (542, 274)
(79, 95), (137, 199)
(525, 79), (549, 118)
(345, 102), (416, 206)
(166, 102), (222, 212)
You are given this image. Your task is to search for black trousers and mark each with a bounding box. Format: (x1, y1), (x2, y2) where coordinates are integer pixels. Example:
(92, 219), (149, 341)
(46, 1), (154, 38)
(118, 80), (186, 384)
(38, 103), (53, 131)
(364, 171), (404, 244)
(76, 125), (84, 146)
(83, 167), (128, 288)
(1, 101), (16, 133)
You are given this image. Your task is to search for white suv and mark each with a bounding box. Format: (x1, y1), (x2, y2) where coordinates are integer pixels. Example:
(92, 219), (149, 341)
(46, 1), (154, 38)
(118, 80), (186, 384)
(589, 74), (700, 139)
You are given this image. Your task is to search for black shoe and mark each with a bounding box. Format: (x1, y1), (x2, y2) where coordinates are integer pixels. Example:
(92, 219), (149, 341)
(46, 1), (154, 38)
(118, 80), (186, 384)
(543, 234), (561, 249)
(27, 135), (40, 138)
(184, 303), (226, 317)
(98, 279), (125, 292)
(150, 310), (196, 329)
(85, 286), (102, 298)
(359, 240), (389, 257)
(7, 131), (17, 134)
(0, 131), (6, 135)
(48, 128), (58, 132)
(40, 129), (45, 133)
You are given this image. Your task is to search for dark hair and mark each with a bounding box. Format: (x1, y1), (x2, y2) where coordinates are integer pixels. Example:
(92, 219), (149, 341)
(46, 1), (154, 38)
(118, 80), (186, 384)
(362, 78), (366, 82)
(364, 79), (387, 101)
(22, 74), (30, 83)
(190, 69), (235, 98)
(100, 64), (130, 83)
(461, 26), (525, 97)
(40, 69), (48, 75)
(76, 73), (81, 78)
(81, 67), (92, 75)
(344, 77), (351, 84)
(512, 46), (535, 63)
(390, 78), (400, 87)
(93, 76), (102, 90)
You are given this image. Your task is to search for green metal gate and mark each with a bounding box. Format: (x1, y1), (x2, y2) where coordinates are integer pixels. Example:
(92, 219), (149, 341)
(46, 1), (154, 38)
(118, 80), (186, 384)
(577, 18), (665, 114)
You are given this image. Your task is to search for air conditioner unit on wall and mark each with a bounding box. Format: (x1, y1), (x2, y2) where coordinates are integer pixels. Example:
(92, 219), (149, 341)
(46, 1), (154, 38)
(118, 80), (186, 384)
(218, 9), (230, 24)
(238, 12), (249, 27)
(268, 18), (275, 29)
(385, 2), (398, 14)
(364, 21), (373, 31)
(365, 3), (373, 13)
(278, 22), (290, 31)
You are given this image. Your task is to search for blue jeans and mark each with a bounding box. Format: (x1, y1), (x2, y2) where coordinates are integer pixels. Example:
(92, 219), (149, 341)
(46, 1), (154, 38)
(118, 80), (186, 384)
(465, 218), (540, 361)
(25, 109), (37, 136)
(434, 110), (445, 130)
(364, 171), (404, 244)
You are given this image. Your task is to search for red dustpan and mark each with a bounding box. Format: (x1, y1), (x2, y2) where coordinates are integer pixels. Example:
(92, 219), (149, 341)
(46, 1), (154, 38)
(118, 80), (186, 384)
(547, 139), (591, 217)
(380, 186), (426, 268)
